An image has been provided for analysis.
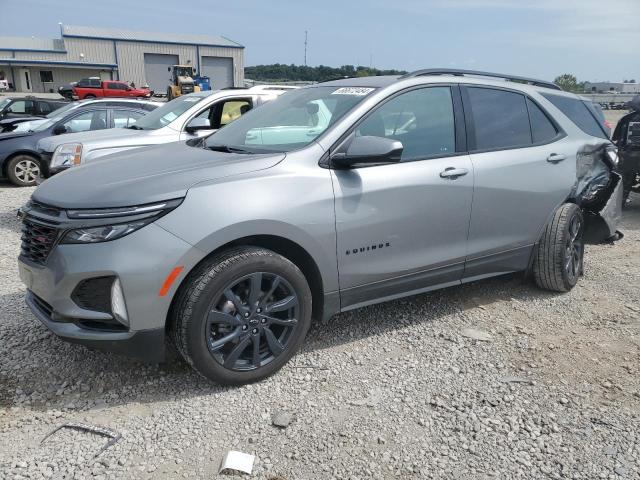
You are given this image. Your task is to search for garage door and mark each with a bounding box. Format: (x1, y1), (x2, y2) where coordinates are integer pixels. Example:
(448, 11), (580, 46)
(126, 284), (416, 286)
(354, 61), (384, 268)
(201, 57), (234, 89)
(144, 53), (179, 93)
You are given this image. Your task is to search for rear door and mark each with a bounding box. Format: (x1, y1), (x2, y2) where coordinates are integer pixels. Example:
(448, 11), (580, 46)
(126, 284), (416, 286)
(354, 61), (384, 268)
(461, 86), (576, 280)
(333, 85), (474, 309)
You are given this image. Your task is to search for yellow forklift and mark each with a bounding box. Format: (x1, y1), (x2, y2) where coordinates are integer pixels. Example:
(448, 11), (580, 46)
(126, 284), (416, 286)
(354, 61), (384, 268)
(166, 65), (201, 100)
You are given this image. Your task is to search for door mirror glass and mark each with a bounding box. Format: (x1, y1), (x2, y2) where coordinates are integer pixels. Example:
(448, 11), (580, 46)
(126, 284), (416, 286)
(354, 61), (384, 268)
(332, 135), (403, 169)
(185, 117), (212, 133)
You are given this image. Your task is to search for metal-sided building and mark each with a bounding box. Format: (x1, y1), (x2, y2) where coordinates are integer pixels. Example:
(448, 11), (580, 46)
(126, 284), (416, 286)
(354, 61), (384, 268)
(0, 24), (244, 94)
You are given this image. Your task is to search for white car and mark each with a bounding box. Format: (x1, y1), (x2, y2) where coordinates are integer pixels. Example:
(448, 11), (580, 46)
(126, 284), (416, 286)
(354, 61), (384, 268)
(38, 86), (295, 174)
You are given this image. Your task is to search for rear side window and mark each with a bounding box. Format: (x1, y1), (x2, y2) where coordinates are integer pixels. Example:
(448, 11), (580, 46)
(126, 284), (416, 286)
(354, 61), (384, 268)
(467, 87), (531, 150)
(541, 93), (607, 139)
(527, 99), (558, 143)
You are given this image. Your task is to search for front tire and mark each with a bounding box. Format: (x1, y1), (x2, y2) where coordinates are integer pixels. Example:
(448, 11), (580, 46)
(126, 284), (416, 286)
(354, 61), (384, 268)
(171, 247), (312, 385)
(533, 203), (584, 292)
(6, 154), (41, 187)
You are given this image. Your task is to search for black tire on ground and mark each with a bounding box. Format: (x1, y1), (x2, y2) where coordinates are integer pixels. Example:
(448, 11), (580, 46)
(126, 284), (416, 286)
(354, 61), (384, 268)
(170, 247), (312, 385)
(6, 154), (41, 187)
(533, 203), (584, 292)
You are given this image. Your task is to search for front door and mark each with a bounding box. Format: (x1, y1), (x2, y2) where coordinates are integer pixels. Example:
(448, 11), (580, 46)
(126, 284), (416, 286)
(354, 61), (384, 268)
(19, 68), (32, 92)
(332, 86), (474, 309)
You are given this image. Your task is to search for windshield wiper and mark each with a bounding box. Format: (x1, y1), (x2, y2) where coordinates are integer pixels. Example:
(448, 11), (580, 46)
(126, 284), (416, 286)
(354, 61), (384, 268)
(127, 125), (143, 130)
(206, 144), (254, 154)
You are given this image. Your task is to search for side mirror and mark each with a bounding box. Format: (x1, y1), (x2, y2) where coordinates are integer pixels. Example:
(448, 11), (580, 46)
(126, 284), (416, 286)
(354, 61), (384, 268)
(52, 125), (67, 135)
(185, 117), (212, 133)
(126, 86), (132, 91)
(167, 67), (171, 72)
(331, 136), (403, 169)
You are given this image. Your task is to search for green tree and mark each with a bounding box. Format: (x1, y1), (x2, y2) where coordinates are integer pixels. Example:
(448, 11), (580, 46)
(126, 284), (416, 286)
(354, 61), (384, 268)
(553, 74), (582, 93)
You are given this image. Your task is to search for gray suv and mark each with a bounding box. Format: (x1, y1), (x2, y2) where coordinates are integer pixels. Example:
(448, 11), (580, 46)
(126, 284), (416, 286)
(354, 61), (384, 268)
(18, 69), (622, 385)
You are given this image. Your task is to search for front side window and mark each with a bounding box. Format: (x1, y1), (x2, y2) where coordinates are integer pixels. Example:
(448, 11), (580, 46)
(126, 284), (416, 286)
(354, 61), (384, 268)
(38, 102), (52, 114)
(107, 82), (127, 90)
(8, 100), (35, 115)
(132, 95), (205, 130)
(61, 109), (107, 133)
(204, 86), (375, 153)
(467, 87), (531, 150)
(220, 100), (252, 127)
(541, 93), (608, 139)
(112, 109), (144, 128)
(355, 87), (456, 161)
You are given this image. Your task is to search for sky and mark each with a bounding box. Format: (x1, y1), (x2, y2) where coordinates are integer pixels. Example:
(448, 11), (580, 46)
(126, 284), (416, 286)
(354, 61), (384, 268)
(0, 0), (638, 82)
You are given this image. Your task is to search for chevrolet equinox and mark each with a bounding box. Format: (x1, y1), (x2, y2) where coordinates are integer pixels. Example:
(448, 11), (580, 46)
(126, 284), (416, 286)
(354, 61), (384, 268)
(19, 69), (623, 385)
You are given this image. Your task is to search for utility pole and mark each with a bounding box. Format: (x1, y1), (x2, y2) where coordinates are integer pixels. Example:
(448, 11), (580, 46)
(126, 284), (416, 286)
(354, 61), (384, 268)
(304, 31), (308, 66)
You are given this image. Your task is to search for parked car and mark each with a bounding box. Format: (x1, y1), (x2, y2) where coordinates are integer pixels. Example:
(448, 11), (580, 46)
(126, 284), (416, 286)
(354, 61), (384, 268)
(0, 96), (69, 125)
(72, 80), (151, 100)
(0, 100), (157, 186)
(19, 70), (622, 385)
(1, 98), (157, 134)
(38, 86), (294, 175)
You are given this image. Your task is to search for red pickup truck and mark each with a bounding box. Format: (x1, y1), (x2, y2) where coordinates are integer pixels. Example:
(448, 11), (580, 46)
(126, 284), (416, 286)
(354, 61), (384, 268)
(72, 80), (151, 100)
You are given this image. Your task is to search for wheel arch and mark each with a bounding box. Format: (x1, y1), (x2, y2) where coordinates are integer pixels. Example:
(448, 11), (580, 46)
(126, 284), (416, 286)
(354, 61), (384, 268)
(167, 234), (327, 332)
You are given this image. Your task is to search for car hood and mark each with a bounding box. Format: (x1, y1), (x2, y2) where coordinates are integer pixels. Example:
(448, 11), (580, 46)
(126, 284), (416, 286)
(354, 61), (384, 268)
(32, 141), (285, 209)
(0, 116), (41, 126)
(37, 128), (146, 153)
(0, 131), (33, 141)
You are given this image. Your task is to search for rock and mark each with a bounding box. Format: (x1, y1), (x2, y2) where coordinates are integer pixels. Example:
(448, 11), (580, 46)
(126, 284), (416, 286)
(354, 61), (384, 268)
(272, 411), (293, 428)
(461, 328), (493, 342)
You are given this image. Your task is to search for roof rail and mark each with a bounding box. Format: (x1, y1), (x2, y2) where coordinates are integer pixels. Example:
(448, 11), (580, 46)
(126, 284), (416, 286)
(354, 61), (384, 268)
(400, 68), (562, 91)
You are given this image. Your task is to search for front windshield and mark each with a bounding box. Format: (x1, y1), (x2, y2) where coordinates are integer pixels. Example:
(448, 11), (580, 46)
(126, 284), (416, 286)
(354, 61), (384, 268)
(46, 102), (77, 118)
(33, 118), (58, 132)
(0, 98), (12, 111)
(131, 95), (204, 130)
(204, 86), (376, 153)
(175, 67), (193, 77)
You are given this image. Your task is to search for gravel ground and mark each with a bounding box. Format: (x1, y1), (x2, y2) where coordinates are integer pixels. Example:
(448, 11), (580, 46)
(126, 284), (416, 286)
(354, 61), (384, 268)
(0, 184), (638, 480)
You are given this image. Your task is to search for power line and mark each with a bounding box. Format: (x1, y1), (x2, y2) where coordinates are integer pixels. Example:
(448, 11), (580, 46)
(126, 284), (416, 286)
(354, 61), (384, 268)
(304, 30), (308, 66)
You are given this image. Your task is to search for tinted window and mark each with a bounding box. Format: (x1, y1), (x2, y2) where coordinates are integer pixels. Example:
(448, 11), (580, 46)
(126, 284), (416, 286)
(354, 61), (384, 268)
(467, 87), (531, 150)
(38, 102), (52, 114)
(541, 93), (607, 139)
(107, 82), (127, 90)
(527, 99), (558, 143)
(356, 87), (456, 161)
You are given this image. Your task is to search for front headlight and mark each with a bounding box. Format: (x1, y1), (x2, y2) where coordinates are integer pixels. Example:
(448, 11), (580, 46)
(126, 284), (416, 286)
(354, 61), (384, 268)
(61, 199), (183, 244)
(51, 143), (82, 169)
(61, 220), (152, 244)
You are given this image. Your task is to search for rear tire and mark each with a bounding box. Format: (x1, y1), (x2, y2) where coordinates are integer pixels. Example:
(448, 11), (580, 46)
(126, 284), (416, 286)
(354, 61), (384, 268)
(533, 203), (584, 292)
(6, 154), (41, 187)
(170, 247), (312, 385)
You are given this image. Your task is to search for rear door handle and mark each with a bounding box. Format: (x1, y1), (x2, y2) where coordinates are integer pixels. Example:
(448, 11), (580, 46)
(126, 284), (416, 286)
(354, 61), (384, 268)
(547, 153), (567, 163)
(439, 167), (469, 179)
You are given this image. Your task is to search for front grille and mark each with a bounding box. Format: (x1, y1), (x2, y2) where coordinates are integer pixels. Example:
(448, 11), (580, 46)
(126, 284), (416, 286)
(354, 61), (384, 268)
(21, 219), (59, 265)
(71, 276), (114, 314)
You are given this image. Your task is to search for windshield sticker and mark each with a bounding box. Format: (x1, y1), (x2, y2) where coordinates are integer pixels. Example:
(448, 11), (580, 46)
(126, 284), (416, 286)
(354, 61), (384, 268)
(331, 87), (375, 96)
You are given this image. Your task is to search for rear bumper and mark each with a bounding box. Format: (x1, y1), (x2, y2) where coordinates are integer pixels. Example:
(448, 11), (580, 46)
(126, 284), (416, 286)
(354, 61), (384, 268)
(26, 290), (166, 362)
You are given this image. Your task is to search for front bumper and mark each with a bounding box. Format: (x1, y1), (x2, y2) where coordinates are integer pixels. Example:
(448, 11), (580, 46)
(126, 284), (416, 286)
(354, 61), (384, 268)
(18, 221), (202, 362)
(26, 291), (166, 362)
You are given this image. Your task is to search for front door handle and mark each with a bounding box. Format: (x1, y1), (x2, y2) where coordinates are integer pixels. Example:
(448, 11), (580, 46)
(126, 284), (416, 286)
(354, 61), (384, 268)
(440, 167), (469, 179)
(547, 153), (567, 163)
